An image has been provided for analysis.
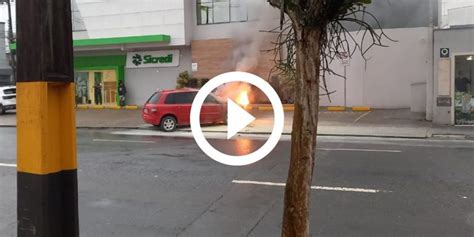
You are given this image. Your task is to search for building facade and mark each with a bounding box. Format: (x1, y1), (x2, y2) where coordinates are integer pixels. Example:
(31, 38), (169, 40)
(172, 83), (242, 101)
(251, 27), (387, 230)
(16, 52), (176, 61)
(71, 0), (194, 106)
(190, 0), (439, 112)
(6, 0), (473, 125)
(319, 0), (437, 111)
(70, 0), (281, 106)
(431, 27), (474, 125)
(0, 22), (11, 86)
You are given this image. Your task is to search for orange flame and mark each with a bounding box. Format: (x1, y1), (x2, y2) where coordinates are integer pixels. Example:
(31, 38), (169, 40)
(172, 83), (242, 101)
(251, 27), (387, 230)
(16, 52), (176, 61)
(236, 91), (250, 108)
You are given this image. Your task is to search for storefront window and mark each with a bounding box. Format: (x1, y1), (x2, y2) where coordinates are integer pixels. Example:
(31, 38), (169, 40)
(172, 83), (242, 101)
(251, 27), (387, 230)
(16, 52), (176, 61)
(75, 72), (89, 104)
(454, 55), (474, 125)
(75, 69), (118, 106)
(197, 0), (247, 25)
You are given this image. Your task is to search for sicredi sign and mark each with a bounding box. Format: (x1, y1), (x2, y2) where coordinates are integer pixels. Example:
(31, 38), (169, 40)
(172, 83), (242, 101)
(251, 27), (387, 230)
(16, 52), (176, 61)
(126, 50), (180, 68)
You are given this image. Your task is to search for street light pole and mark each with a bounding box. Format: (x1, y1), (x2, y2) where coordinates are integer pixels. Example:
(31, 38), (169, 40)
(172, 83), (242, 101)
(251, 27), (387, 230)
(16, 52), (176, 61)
(16, 0), (78, 236)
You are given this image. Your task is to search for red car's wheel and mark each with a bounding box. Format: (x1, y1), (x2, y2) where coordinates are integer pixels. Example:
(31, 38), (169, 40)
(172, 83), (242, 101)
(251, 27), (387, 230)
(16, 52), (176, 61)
(160, 116), (177, 132)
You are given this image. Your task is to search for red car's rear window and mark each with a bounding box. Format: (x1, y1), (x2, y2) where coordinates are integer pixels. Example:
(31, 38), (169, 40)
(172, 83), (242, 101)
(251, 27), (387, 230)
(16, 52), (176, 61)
(146, 91), (161, 104)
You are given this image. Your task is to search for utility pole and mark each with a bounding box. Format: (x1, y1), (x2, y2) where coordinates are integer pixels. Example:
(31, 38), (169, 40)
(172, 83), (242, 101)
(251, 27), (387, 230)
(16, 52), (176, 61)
(0, 0), (16, 83)
(16, 0), (78, 236)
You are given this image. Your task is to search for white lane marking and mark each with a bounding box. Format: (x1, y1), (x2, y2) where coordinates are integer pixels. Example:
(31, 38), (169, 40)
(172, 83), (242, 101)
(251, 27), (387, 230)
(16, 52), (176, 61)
(354, 111), (371, 123)
(318, 148), (401, 153)
(111, 130), (275, 140)
(110, 131), (404, 152)
(93, 139), (156, 144)
(111, 130), (474, 149)
(232, 180), (391, 193)
(0, 163), (16, 168)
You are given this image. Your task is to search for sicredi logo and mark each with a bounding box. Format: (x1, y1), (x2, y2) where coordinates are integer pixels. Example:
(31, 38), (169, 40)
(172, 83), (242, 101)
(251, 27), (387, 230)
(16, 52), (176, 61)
(127, 50), (180, 68)
(132, 54), (142, 66)
(132, 54), (173, 66)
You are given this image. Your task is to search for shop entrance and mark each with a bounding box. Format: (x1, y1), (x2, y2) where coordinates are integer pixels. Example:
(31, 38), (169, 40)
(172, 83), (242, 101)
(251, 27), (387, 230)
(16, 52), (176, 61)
(454, 54), (474, 125)
(74, 69), (118, 106)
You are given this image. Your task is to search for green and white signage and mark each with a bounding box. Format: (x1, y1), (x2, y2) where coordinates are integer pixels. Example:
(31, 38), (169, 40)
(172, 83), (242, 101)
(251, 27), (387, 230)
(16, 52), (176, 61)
(126, 50), (179, 68)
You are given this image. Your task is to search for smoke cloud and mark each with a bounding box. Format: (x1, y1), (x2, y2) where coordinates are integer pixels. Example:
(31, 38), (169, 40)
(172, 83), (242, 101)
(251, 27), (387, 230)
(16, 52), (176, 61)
(231, 0), (279, 72)
(212, 1), (280, 104)
(213, 1), (280, 104)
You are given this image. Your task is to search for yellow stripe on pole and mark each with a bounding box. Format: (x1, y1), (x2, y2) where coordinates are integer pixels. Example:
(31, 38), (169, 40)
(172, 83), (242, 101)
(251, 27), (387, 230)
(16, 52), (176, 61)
(16, 82), (77, 175)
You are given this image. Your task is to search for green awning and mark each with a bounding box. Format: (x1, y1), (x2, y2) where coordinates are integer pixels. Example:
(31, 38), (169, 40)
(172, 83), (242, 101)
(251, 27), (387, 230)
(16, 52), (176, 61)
(9, 34), (171, 50)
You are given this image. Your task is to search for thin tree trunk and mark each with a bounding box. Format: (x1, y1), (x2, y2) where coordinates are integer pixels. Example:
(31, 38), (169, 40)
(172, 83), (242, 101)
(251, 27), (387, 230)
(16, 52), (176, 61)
(281, 26), (322, 237)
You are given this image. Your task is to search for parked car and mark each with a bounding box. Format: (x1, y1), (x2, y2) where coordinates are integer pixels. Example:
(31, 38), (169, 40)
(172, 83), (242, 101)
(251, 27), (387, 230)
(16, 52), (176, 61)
(0, 86), (16, 114)
(142, 88), (226, 132)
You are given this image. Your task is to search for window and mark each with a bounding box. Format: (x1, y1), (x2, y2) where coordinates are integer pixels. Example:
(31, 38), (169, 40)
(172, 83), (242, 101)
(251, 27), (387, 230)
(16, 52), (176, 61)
(197, 0), (248, 25)
(146, 92), (161, 104)
(230, 0), (247, 22)
(454, 55), (474, 125)
(165, 92), (197, 104)
(204, 95), (219, 104)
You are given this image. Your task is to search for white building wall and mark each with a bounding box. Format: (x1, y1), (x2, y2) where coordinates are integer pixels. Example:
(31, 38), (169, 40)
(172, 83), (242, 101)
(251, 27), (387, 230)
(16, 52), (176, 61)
(73, 0), (187, 45)
(320, 27), (433, 110)
(441, 0), (474, 28)
(0, 2), (15, 36)
(183, 0), (194, 45)
(0, 22), (11, 85)
(448, 6), (474, 27)
(0, 22), (7, 68)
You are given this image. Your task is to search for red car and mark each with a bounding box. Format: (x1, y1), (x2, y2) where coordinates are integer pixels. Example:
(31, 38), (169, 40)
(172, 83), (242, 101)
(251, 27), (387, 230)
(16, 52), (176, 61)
(142, 88), (226, 132)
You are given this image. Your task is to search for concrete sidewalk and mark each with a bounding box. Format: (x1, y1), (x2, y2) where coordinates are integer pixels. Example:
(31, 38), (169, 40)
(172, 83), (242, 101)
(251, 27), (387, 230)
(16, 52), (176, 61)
(2, 108), (474, 139)
(182, 109), (435, 139)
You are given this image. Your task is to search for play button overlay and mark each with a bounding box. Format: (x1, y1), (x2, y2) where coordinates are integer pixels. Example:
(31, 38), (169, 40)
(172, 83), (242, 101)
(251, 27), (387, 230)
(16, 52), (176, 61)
(226, 98), (256, 139)
(190, 71), (284, 166)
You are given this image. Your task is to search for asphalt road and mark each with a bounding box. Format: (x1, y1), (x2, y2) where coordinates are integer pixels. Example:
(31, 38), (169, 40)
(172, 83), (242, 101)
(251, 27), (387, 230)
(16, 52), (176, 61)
(1, 127), (474, 236)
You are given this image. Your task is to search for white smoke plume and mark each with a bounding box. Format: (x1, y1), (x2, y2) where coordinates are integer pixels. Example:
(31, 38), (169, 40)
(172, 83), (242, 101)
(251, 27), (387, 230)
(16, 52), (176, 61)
(212, 1), (280, 103)
(232, 0), (279, 72)
(213, 1), (280, 104)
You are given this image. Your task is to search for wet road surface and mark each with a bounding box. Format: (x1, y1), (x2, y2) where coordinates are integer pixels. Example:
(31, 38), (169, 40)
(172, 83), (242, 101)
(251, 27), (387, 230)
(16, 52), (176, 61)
(1, 128), (474, 236)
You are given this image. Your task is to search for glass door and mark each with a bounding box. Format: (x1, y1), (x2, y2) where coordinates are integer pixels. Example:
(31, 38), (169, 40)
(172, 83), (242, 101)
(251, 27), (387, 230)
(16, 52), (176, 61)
(454, 54), (474, 125)
(102, 70), (118, 105)
(75, 72), (89, 104)
(75, 69), (118, 106)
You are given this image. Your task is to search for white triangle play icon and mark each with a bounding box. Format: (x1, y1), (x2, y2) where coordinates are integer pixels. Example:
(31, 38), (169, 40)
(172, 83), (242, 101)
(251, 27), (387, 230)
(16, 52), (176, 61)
(227, 98), (256, 139)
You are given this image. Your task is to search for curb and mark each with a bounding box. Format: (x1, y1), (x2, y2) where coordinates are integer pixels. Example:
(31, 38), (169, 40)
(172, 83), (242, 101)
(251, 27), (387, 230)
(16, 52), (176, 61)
(3, 125), (470, 140)
(258, 107), (295, 111)
(327, 106), (346, 111)
(163, 129), (430, 140)
(125, 105), (139, 110)
(75, 105), (140, 110)
(352, 106), (371, 112)
(251, 104), (371, 112)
